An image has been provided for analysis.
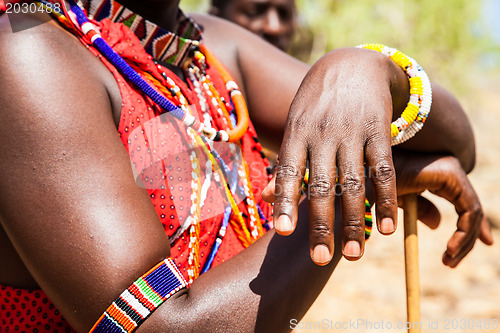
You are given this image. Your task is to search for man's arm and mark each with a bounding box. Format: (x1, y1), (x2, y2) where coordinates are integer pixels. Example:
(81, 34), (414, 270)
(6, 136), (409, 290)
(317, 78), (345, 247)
(0, 13), (342, 333)
(195, 14), (475, 171)
(397, 84), (476, 173)
(195, 14), (477, 264)
(1, 11), (487, 333)
(0, 14), (172, 331)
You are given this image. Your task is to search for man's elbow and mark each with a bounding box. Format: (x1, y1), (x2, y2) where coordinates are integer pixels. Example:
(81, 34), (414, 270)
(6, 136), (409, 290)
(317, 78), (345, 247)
(454, 130), (476, 174)
(461, 143), (476, 174)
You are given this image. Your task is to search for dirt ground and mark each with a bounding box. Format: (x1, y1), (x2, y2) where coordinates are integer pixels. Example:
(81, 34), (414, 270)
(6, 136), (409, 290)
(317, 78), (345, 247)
(296, 74), (500, 333)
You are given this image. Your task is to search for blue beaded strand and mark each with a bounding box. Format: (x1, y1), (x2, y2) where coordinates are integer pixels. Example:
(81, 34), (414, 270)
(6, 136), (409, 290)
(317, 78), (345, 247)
(201, 205), (232, 273)
(68, 0), (185, 120)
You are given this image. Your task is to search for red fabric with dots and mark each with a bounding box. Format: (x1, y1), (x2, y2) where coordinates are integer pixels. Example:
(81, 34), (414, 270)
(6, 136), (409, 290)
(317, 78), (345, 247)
(0, 14), (271, 332)
(97, 18), (272, 278)
(0, 285), (75, 332)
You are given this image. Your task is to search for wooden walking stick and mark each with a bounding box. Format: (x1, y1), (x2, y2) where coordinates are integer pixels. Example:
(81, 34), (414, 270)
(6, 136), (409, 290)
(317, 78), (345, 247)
(403, 194), (421, 333)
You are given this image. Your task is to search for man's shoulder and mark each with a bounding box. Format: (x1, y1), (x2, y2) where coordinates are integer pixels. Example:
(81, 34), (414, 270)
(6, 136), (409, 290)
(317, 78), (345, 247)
(0, 12), (81, 74)
(0, 11), (114, 102)
(0, 11), (68, 42)
(188, 13), (256, 87)
(189, 13), (240, 58)
(0, 10), (121, 129)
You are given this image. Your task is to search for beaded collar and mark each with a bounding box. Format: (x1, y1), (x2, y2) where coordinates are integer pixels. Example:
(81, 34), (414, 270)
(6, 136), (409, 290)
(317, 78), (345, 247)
(84, 0), (203, 67)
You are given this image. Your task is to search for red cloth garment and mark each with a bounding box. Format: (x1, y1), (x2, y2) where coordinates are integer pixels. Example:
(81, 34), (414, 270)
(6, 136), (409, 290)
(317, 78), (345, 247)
(0, 285), (75, 332)
(96, 18), (272, 278)
(0, 2), (271, 331)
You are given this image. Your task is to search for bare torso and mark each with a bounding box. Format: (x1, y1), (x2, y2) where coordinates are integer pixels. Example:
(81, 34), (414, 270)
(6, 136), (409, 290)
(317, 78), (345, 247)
(0, 11), (251, 289)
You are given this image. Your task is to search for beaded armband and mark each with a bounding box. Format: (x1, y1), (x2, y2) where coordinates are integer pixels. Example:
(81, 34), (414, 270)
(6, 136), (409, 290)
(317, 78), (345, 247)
(90, 258), (188, 333)
(357, 44), (433, 146)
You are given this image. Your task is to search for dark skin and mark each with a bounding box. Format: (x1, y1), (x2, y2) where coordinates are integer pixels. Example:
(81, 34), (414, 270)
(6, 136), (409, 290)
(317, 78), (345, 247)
(209, 0), (296, 51)
(0, 1), (493, 331)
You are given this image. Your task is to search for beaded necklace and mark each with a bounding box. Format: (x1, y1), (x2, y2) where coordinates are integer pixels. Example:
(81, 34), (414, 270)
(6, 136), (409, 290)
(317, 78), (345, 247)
(141, 60), (266, 281)
(48, 0), (271, 282)
(63, 0), (249, 143)
(141, 65), (262, 244)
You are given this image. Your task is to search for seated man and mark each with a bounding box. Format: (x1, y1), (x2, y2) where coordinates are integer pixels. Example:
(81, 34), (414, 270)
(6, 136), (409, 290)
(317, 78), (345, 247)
(0, 0), (493, 332)
(209, 0), (296, 51)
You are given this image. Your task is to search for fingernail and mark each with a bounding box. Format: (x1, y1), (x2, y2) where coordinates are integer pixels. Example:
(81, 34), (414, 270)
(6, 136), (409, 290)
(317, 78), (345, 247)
(275, 215), (293, 233)
(312, 244), (331, 264)
(381, 217), (395, 234)
(344, 241), (361, 257)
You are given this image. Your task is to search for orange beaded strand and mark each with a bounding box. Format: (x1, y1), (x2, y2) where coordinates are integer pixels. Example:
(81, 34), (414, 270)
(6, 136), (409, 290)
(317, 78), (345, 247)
(200, 45), (249, 143)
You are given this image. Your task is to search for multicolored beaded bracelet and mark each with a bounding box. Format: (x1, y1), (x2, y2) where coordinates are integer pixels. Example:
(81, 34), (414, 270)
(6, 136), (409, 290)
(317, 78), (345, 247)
(89, 258), (188, 333)
(356, 44), (433, 146)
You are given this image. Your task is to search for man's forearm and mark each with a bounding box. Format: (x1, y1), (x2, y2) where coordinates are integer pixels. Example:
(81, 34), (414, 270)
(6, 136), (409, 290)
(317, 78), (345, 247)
(138, 201), (342, 333)
(384, 50), (475, 172)
(394, 82), (476, 173)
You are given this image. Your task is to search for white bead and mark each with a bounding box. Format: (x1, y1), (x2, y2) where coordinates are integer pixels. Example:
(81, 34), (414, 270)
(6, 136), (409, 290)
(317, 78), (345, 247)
(90, 34), (102, 43)
(226, 81), (239, 91)
(203, 127), (217, 141)
(231, 90), (242, 97)
(409, 94), (419, 106)
(81, 22), (95, 34)
(183, 114), (196, 126)
(220, 130), (229, 142)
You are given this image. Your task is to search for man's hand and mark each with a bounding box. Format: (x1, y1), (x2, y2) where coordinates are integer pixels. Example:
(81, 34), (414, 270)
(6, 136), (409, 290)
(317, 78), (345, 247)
(394, 152), (494, 267)
(262, 48), (405, 265)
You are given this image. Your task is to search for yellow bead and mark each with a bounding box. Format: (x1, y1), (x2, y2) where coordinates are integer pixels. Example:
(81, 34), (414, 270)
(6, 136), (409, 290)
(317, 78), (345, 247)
(409, 77), (423, 88)
(401, 103), (419, 124)
(391, 123), (400, 138)
(410, 86), (424, 95)
(362, 44), (384, 53)
(391, 51), (411, 69)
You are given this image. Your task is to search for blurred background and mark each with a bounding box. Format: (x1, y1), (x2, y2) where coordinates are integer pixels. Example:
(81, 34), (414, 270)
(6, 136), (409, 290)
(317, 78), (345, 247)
(183, 0), (500, 331)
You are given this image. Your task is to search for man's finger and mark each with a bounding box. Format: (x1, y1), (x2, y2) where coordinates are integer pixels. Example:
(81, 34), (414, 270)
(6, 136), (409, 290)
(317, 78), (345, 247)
(443, 207), (480, 268)
(337, 144), (365, 260)
(445, 216), (478, 258)
(273, 130), (307, 236)
(443, 235), (476, 268)
(262, 174), (276, 203)
(479, 216), (494, 245)
(365, 133), (398, 235)
(417, 196), (441, 229)
(432, 171), (483, 264)
(307, 143), (338, 265)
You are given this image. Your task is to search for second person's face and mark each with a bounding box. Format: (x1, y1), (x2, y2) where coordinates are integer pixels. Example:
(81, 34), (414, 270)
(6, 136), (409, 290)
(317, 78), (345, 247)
(222, 0), (296, 51)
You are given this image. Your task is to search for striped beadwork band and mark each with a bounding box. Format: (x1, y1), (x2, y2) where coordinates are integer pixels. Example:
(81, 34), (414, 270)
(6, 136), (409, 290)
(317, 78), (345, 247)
(90, 258), (188, 333)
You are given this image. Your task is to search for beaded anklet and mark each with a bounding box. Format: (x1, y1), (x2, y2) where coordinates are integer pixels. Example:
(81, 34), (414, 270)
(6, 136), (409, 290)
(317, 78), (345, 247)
(356, 44), (433, 146)
(90, 258), (187, 333)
